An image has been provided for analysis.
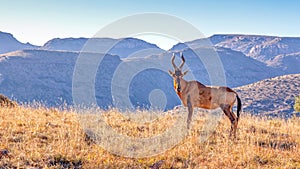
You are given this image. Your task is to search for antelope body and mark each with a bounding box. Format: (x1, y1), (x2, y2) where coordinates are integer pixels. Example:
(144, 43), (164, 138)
(169, 53), (242, 138)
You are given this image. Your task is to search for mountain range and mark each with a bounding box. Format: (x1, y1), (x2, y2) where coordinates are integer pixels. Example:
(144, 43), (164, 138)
(40, 37), (164, 58)
(171, 34), (300, 74)
(0, 31), (299, 116)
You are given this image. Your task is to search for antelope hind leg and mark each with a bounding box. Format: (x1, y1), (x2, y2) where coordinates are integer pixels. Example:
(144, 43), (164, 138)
(232, 116), (238, 138)
(229, 105), (238, 139)
(230, 112), (238, 138)
(221, 104), (237, 138)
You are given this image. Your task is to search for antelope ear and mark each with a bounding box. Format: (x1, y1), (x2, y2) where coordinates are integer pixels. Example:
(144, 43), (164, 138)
(183, 70), (189, 76)
(168, 70), (174, 76)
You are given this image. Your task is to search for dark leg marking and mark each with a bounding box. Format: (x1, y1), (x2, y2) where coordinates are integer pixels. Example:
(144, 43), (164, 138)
(229, 105), (238, 138)
(221, 104), (238, 138)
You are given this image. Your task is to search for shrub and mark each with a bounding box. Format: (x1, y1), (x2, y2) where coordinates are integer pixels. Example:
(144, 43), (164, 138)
(294, 94), (300, 112)
(0, 94), (17, 107)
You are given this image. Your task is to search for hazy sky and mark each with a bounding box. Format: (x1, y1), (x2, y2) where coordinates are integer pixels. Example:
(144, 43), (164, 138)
(1, 0), (300, 49)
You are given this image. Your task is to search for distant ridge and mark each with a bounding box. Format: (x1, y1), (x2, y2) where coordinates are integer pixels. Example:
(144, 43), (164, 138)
(0, 31), (38, 54)
(171, 34), (300, 65)
(39, 37), (164, 58)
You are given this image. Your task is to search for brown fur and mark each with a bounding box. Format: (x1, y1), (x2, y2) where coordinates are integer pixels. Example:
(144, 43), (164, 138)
(169, 54), (241, 138)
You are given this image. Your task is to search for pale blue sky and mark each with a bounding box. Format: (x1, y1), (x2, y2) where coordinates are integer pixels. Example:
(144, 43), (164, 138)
(1, 0), (300, 49)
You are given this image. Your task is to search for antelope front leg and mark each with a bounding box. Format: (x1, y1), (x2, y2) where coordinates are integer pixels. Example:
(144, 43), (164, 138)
(187, 95), (193, 129)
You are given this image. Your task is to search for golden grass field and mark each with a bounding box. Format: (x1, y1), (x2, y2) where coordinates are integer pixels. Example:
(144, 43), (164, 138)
(0, 105), (299, 168)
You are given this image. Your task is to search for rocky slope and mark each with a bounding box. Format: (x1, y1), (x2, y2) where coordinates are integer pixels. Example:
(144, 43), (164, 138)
(236, 74), (300, 117)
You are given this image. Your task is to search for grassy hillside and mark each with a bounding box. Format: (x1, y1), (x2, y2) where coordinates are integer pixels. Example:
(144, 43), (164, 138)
(0, 106), (299, 168)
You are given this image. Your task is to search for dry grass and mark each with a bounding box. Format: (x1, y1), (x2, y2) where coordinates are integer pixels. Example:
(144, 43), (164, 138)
(0, 106), (299, 168)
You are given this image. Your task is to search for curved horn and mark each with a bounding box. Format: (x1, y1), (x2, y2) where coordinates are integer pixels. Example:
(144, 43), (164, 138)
(179, 53), (185, 69)
(171, 53), (177, 69)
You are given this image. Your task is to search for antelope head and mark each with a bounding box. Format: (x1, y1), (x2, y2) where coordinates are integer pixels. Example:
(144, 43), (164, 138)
(169, 53), (188, 93)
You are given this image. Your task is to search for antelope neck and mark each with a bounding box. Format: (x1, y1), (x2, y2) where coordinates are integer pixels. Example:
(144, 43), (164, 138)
(175, 78), (187, 99)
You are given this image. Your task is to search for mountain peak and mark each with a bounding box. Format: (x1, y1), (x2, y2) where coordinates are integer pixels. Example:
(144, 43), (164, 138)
(0, 31), (38, 54)
(0, 31), (14, 38)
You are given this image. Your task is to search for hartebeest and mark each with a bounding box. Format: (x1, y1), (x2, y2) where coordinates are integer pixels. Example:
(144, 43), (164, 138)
(169, 53), (242, 138)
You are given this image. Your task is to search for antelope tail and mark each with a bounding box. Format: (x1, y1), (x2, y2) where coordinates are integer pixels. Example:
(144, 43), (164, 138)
(236, 94), (242, 121)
